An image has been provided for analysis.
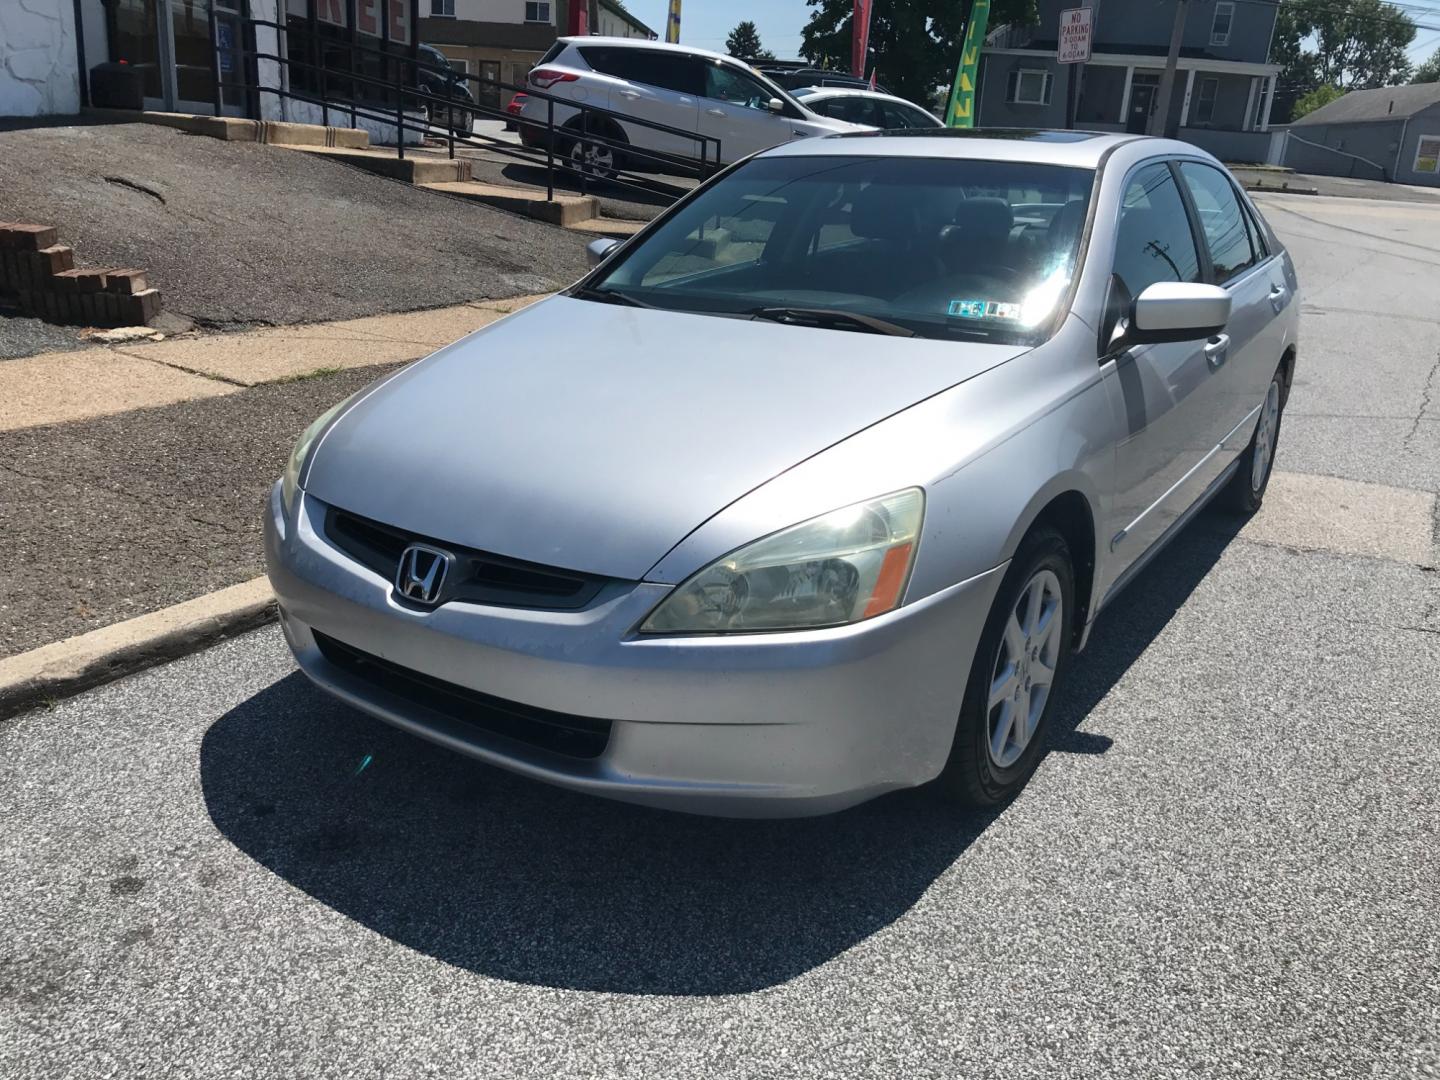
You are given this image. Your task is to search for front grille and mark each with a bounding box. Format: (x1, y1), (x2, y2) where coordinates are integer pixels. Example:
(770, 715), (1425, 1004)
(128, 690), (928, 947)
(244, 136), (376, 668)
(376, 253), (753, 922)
(313, 630), (612, 760)
(324, 507), (611, 610)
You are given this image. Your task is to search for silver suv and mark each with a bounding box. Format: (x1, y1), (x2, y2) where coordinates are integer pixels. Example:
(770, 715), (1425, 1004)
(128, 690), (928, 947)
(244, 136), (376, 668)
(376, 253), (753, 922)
(518, 37), (864, 174)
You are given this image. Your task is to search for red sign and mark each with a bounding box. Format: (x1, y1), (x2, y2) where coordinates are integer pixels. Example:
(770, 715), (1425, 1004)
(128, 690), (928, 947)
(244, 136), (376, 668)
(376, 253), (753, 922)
(286, 0), (411, 46)
(852, 0), (873, 77)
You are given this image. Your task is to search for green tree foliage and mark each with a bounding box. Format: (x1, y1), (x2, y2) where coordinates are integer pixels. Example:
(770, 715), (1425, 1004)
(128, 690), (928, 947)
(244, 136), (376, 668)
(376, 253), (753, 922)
(1412, 47), (1440, 83)
(725, 20), (775, 62)
(799, 0), (1035, 109)
(1292, 83), (1345, 118)
(1272, 0), (1415, 119)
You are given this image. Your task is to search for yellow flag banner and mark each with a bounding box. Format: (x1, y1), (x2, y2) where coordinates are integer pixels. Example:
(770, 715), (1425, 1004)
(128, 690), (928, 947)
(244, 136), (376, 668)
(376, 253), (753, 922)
(945, 0), (991, 128)
(666, 0), (682, 43)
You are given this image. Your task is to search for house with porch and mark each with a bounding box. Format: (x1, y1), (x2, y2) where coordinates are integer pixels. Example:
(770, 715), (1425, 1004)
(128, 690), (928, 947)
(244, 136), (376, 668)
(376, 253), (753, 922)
(979, 0), (1282, 162)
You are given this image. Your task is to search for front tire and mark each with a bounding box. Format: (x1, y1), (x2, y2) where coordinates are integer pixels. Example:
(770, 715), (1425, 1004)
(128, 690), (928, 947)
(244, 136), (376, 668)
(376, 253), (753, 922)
(1221, 367), (1285, 515)
(935, 526), (1075, 808)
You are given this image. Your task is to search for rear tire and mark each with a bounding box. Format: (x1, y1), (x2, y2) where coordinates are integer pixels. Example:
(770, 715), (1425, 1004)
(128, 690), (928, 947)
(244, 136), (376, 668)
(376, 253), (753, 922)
(934, 526), (1075, 808)
(1221, 366), (1285, 515)
(562, 120), (627, 180)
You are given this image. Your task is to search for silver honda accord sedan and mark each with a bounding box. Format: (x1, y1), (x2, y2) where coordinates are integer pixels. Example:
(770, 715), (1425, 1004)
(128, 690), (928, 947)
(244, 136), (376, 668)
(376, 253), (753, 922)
(265, 129), (1298, 817)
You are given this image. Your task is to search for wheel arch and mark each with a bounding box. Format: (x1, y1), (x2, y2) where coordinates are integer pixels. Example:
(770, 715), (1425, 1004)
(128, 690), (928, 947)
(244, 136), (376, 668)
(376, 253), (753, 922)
(1000, 480), (1101, 650)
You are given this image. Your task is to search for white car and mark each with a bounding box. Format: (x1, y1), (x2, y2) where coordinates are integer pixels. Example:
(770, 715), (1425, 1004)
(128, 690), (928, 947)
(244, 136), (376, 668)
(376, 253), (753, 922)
(518, 37), (864, 175)
(792, 87), (944, 130)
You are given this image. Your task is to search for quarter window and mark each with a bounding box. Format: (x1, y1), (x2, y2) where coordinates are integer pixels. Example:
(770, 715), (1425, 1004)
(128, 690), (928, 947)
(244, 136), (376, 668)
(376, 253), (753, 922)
(524, 2), (551, 23)
(1177, 162), (1256, 283)
(1211, 1), (1234, 45)
(1112, 163), (1202, 301)
(1006, 69), (1052, 106)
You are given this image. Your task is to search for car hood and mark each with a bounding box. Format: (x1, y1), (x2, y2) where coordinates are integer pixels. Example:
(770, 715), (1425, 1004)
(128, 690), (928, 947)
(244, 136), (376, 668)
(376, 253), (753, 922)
(303, 296), (1028, 581)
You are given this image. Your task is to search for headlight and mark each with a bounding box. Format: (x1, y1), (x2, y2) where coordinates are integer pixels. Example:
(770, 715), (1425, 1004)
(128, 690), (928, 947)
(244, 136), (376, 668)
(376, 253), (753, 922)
(641, 488), (924, 634)
(281, 398), (350, 511)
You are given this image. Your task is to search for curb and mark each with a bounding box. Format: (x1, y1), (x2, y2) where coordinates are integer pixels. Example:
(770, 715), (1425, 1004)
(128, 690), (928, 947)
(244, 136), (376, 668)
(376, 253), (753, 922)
(0, 577), (276, 721)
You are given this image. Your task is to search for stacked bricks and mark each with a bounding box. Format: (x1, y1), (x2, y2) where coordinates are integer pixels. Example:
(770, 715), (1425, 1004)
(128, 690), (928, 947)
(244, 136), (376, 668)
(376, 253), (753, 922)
(0, 222), (163, 327)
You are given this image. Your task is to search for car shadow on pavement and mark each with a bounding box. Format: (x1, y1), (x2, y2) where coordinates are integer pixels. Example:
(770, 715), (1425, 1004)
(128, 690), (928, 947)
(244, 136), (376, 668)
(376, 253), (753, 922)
(200, 511), (1246, 996)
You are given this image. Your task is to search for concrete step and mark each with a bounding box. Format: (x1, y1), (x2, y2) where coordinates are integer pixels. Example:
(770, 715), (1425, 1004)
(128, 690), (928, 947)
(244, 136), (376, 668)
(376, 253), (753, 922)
(420, 180), (599, 225)
(85, 108), (370, 149)
(566, 216), (647, 240)
(291, 146), (472, 184)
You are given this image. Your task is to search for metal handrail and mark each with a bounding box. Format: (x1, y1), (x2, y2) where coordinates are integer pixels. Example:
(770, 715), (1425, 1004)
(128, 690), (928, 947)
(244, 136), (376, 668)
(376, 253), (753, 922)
(236, 14), (721, 196)
(224, 50), (707, 205)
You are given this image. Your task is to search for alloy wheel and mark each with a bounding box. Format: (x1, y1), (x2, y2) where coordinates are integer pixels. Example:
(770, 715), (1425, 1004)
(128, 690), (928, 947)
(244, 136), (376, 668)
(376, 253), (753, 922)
(1251, 379), (1281, 492)
(987, 568), (1064, 769)
(569, 140), (615, 178)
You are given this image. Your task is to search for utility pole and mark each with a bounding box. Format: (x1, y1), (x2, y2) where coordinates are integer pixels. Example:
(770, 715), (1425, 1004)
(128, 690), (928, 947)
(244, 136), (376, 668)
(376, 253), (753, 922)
(1151, 0), (1188, 137)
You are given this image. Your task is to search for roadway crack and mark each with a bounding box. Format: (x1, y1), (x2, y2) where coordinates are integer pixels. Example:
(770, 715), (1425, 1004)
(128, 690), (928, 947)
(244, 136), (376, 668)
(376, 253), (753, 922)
(103, 176), (166, 204)
(0, 460), (241, 536)
(1406, 344), (1440, 449)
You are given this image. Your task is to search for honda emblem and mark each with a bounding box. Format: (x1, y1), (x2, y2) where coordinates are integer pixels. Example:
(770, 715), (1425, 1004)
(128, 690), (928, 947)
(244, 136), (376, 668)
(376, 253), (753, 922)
(395, 544), (451, 606)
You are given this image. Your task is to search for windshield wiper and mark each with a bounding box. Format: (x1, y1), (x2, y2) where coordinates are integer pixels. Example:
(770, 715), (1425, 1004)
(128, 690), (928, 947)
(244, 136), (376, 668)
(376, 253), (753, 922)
(747, 306), (916, 338)
(572, 286), (656, 309)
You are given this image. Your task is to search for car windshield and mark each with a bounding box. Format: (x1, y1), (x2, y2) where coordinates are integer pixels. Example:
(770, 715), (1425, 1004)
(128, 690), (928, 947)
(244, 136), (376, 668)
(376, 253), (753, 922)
(582, 154), (1094, 345)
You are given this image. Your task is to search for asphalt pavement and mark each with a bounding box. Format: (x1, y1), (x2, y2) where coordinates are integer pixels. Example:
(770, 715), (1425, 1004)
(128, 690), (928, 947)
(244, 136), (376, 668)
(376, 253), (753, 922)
(0, 121), (589, 353)
(1, 194), (1438, 1079)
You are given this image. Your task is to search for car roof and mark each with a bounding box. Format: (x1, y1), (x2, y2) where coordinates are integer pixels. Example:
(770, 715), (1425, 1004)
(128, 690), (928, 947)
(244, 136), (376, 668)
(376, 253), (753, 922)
(557, 35), (740, 66)
(761, 129), (1167, 168)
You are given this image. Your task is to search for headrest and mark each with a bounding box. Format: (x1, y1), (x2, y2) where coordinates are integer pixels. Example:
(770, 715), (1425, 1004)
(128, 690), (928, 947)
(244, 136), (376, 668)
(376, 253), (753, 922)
(951, 197), (1014, 244)
(851, 184), (918, 241)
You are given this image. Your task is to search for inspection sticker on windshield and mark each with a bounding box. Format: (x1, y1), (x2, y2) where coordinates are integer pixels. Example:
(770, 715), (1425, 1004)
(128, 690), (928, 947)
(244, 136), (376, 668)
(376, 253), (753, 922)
(948, 299), (1022, 321)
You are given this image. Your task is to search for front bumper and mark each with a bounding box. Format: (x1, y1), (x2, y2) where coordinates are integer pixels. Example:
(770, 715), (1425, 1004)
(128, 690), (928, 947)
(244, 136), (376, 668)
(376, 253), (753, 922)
(264, 482), (1006, 817)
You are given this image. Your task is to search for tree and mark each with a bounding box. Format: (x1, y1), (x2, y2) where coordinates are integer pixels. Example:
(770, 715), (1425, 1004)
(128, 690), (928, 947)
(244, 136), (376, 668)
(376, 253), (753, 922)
(1292, 83), (1345, 118)
(1413, 48), (1440, 83)
(1271, 0), (1415, 121)
(799, 0), (1035, 110)
(725, 21), (775, 62)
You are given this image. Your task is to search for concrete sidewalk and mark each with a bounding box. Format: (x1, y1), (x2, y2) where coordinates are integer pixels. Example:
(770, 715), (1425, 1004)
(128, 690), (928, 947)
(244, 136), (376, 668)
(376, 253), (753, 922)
(0, 294), (546, 432)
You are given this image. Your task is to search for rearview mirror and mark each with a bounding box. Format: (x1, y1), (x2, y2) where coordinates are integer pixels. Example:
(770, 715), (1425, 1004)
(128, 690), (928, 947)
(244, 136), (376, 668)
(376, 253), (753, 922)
(1114, 282), (1231, 349)
(586, 237), (621, 267)
(767, 97), (785, 114)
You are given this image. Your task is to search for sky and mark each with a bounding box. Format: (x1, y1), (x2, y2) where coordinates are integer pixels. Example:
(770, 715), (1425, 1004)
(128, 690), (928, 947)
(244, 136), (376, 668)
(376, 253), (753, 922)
(619, 0), (1440, 67)
(623, 1), (815, 59)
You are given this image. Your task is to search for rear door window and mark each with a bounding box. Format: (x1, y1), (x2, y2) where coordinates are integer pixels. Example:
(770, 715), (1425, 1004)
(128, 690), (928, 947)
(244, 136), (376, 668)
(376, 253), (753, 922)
(882, 102), (932, 128)
(580, 47), (702, 95)
(1177, 161), (1257, 284)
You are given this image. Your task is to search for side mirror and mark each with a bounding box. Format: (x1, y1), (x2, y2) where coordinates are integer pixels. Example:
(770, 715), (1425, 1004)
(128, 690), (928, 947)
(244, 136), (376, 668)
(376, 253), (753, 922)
(767, 97), (785, 114)
(1111, 281), (1231, 351)
(586, 237), (621, 267)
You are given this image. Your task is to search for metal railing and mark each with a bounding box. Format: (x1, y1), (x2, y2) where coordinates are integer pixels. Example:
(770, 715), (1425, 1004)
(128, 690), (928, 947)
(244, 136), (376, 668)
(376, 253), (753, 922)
(217, 15), (722, 206)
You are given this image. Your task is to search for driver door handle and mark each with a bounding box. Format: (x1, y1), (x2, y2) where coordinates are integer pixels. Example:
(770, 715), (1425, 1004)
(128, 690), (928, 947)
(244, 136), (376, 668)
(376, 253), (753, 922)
(1205, 333), (1231, 369)
(1269, 283), (1287, 312)
(618, 90), (641, 100)
(706, 107), (727, 116)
